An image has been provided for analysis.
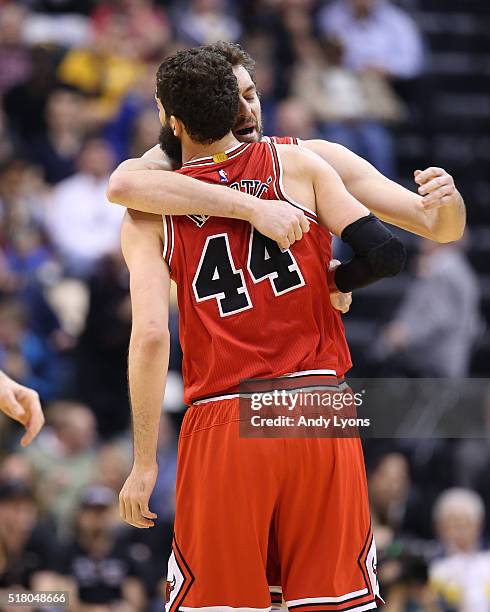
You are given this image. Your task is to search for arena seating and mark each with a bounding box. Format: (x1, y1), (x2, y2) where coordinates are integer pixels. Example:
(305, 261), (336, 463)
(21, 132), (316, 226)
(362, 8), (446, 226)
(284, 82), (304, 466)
(345, 0), (490, 375)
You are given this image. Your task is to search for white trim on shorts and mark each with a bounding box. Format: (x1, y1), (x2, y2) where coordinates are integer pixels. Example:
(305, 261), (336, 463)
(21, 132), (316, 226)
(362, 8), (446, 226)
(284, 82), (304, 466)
(287, 588), (369, 606)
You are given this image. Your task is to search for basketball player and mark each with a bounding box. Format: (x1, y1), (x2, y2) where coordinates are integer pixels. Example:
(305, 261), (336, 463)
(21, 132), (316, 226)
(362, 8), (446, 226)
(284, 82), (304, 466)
(0, 370), (44, 446)
(119, 48), (405, 611)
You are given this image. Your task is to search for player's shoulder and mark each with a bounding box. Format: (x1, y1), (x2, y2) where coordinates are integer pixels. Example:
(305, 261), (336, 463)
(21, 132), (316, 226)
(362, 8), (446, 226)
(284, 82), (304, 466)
(275, 142), (326, 172)
(122, 209), (164, 241)
(301, 138), (352, 160)
(268, 135), (350, 165)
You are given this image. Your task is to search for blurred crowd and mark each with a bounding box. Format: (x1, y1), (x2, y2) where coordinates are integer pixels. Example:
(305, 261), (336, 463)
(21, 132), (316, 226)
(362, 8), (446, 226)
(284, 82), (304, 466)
(0, 0), (487, 610)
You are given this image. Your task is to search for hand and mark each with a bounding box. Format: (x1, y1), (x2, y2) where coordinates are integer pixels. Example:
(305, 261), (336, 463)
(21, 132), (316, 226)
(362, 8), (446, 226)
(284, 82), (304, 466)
(0, 372), (44, 446)
(249, 200), (310, 250)
(330, 291), (352, 314)
(327, 260), (352, 314)
(119, 462), (158, 528)
(415, 167), (460, 211)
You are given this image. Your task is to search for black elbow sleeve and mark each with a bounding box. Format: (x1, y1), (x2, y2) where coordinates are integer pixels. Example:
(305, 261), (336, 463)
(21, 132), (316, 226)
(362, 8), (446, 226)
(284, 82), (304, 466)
(334, 213), (406, 293)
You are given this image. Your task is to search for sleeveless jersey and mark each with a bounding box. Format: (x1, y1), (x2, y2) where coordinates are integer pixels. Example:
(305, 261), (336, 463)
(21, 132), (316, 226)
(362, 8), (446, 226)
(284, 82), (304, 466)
(267, 135), (352, 377)
(163, 141), (341, 404)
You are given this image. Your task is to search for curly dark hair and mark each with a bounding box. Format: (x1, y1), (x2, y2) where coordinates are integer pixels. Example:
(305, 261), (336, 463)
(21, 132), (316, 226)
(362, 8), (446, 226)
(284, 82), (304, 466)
(201, 41), (257, 85)
(156, 48), (239, 144)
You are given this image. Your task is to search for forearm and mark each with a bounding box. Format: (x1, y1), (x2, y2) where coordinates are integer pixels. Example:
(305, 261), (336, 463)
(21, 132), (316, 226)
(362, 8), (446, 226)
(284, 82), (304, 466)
(128, 330), (170, 467)
(351, 177), (465, 242)
(108, 166), (258, 220)
(424, 191), (466, 243)
(303, 140), (465, 242)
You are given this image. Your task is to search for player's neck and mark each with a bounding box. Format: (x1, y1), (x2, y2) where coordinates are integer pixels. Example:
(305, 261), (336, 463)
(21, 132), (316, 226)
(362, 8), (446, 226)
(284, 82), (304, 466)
(182, 133), (240, 164)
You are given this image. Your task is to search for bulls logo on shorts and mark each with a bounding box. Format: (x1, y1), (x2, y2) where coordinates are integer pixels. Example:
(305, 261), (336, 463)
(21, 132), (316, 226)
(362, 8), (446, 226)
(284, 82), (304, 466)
(165, 537), (195, 612)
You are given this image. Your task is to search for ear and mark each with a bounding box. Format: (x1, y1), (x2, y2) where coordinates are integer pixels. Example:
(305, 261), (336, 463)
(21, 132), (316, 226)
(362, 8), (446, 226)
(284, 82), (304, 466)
(155, 97), (166, 126)
(170, 116), (184, 138)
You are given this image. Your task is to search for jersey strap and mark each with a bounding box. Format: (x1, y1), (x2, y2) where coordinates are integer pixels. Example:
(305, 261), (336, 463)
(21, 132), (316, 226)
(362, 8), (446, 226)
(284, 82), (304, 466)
(162, 214), (175, 268)
(267, 141), (317, 224)
(264, 136), (301, 146)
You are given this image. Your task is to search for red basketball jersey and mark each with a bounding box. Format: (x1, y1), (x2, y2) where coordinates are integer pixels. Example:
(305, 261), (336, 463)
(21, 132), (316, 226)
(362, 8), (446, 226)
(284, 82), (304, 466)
(164, 141), (341, 404)
(267, 135), (352, 377)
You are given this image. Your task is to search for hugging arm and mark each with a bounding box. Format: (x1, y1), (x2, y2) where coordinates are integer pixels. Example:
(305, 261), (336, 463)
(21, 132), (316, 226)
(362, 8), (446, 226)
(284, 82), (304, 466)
(107, 150), (309, 250)
(304, 150), (407, 292)
(304, 140), (465, 243)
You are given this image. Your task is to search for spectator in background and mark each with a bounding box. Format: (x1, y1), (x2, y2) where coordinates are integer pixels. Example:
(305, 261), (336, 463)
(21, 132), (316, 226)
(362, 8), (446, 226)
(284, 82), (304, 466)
(56, 486), (148, 612)
(369, 452), (431, 544)
(0, 480), (57, 593)
(274, 97), (319, 141)
(3, 46), (58, 142)
(24, 401), (98, 530)
(0, 299), (60, 401)
(178, 0), (242, 45)
(292, 35), (403, 177)
(375, 240), (481, 377)
(129, 107), (162, 159)
(0, 4), (32, 98)
(29, 86), (87, 185)
(44, 138), (124, 278)
(319, 0), (424, 81)
(91, 0), (171, 62)
(103, 62), (158, 162)
(4, 225), (54, 283)
(94, 442), (132, 495)
(0, 453), (35, 485)
(57, 14), (146, 125)
(0, 159), (47, 240)
(430, 488), (490, 611)
(76, 251), (131, 438)
(238, 30), (280, 125)
(0, 158), (70, 353)
(370, 452), (411, 541)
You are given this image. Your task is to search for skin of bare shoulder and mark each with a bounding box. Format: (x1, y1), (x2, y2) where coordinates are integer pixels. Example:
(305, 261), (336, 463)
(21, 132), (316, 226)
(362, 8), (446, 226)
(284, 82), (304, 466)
(301, 140), (359, 187)
(122, 208), (165, 244)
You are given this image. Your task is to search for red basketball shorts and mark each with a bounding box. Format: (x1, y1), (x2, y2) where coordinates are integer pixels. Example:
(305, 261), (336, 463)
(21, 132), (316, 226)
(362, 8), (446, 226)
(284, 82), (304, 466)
(165, 397), (382, 611)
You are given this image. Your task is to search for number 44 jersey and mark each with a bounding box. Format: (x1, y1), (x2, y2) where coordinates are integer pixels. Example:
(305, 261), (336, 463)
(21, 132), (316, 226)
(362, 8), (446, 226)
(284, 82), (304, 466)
(164, 140), (342, 405)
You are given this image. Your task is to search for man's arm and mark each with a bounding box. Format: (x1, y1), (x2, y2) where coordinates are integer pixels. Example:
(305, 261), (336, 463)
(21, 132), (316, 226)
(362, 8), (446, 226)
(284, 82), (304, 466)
(303, 140), (465, 243)
(292, 147), (406, 291)
(119, 209), (170, 529)
(107, 154), (309, 250)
